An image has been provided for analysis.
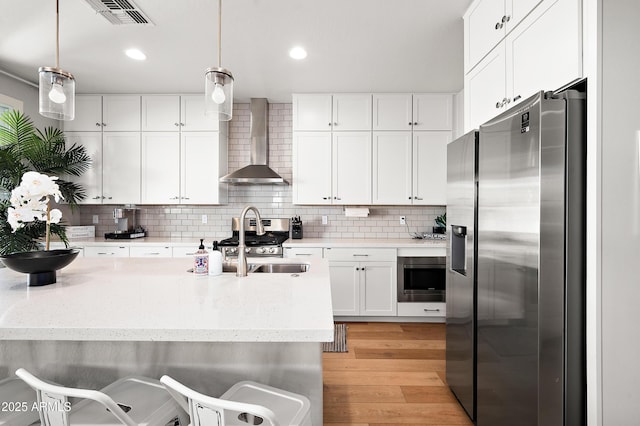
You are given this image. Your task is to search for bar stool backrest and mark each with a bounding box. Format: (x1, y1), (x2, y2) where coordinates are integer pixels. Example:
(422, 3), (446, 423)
(160, 375), (279, 426)
(15, 368), (138, 426)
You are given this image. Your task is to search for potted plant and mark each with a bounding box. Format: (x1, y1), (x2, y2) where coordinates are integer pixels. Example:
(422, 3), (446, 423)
(0, 109), (90, 285)
(434, 213), (446, 234)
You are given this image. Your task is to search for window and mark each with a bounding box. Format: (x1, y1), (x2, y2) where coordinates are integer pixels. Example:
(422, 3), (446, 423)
(0, 93), (24, 114)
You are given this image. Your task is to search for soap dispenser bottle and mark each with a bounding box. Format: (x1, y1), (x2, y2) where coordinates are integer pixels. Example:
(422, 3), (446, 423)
(209, 241), (223, 276)
(193, 239), (209, 275)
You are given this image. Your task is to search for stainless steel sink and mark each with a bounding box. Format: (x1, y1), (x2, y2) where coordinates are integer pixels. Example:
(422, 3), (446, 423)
(251, 263), (310, 273)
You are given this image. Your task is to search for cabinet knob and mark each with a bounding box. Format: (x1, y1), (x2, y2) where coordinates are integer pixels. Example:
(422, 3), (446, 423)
(496, 101), (502, 109)
(92, 196), (101, 200)
(95, 122), (101, 127)
(328, 123), (332, 126)
(414, 196), (423, 200)
(361, 267), (365, 271)
(334, 196), (341, 200)
(107, 197), (112, 200)
(102, 123), (106, 127)
(408, 196), (413, 200)
(170, 196), (179, 200)
(502, 15), (511, 23)
(174, 123), (180, 127)
(514, 95), (522, 102)
(322, 197), (329, 200)
(333, 122), (338, 126)
(180, 123), (185, 126)
(408, 122), (413, 126)
(495, 22), (503, 30)
(413, 122), (418, 126)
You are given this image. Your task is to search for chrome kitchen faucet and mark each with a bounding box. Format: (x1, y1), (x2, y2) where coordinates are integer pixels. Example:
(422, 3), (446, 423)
(237, 205), (265, 277)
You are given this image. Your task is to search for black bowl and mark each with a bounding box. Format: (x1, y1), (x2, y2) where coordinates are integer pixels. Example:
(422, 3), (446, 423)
(1, 249), (80, 286)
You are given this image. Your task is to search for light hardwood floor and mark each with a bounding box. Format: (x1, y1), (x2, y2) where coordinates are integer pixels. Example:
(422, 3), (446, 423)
(323, 322), (473, 426)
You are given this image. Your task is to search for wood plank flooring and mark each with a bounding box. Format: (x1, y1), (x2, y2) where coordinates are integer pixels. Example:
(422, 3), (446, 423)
(323, 322), (473, 426)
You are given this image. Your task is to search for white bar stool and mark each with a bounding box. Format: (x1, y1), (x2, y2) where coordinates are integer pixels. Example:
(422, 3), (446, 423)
(0, 376), (40, 425)
(15, 368), (187, 426)
(160, 375), (312, 426)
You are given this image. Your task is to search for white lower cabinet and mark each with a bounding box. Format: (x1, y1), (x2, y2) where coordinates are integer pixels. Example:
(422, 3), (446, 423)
(129, 246), (172, 258)
(283, 247), (324, 258)
(84, 246), (130, 257)
(325, 248), (397, 317)
(397, 302), (446, 317)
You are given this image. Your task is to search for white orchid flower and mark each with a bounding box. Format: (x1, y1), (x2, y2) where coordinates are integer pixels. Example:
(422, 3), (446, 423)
(49, 209), (62, 224)
(19, 171), (63, 201)
(6, 206), (42, 231)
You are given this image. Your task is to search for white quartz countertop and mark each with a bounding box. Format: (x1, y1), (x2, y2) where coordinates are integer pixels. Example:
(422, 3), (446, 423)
(0, 257), (334, 343)
(283, 238), (446, 248)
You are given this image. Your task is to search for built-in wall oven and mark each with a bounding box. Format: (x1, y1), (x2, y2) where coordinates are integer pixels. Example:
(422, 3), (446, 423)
(397, 256), (446, 302)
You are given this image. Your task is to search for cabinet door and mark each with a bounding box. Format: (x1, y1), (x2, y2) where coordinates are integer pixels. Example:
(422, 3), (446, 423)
(141, 132), (180, 204)
(102, 95), (141, 131)
(464, 0), (506, 72)
(181, 95), (219, 131)
(284, 247), (324, 258)
(506, 0), (582, 107)
(329, 262), (360, 316)
(372, 132), (412, 204)
(65, 132), (103, 204)
(506, 0), (544, 29)
(372, 94), (412, 131)
(102, 132), (141, 204)
(129, 246), (172, 258)
(292, 132), (332, 204)
(181, 132), (223, 204)
(413, 131), (450, 205)
(361, 262), (397, 316)
(292, 94), (332, 131)
(64, 95), (102, 132)
(84, 246), (130, 257)
(413, 94), (453, 130)
(142, 95), (180, 131)
(464, 44), (506, 132)
(332, 94), (372, 131)
(333, 132), (371, 204)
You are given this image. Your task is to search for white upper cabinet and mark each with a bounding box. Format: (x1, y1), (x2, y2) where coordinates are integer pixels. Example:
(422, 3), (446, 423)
(464, 0), (543, 73)
(373, 94), (413, 131)
(465, 46), (507, 131)
(332, 94), (372, 131)
(141, 132), (180, 204)
(372, 132), (412, 204)
(64, 95), (102, 132)
(332, 132), (372, 205)
(292, 132), (332, 204)
(413, 131), (449, 205)
(413, 94), (454, 130)
(142, 95), (181, 131)
(506, 0), (582, 105)
(102, 132), (141, 204)
(181, 95), (219, 131)
(293, 94), (371, 131)
(292, 94), (333, 131)
(65, 132), (103, 204)
(102, 95), (141, 131)
(181, 132), (227, 204)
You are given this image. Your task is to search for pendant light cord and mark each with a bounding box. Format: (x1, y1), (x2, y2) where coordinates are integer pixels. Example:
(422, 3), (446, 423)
(217, 0), (222, 67)
(55, 0), (61, 69)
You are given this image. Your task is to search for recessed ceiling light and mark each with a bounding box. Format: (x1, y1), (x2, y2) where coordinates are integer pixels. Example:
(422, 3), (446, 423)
(289, 46), (307, 60)
(125, 48), (146, 61)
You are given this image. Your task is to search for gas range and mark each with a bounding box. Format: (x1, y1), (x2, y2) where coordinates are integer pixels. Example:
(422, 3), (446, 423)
(218, 218), (290, 259)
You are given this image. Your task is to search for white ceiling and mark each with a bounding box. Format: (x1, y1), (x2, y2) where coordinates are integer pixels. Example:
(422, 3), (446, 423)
(0, 0), (471, 103)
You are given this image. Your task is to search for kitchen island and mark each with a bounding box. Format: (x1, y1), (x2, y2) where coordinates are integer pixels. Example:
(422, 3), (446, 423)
(0, 257), (334, 425)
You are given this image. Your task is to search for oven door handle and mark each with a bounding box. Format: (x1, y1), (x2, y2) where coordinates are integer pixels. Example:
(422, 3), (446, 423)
(402, 264), (445, 269)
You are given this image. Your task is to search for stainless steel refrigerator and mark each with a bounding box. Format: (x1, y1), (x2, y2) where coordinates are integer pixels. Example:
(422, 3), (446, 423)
(446, 86), (586, 425)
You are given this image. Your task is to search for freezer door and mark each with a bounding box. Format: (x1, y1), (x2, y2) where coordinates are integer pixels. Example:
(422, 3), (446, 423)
(446, 131), (477, 421)
(476, 91), (568, 426)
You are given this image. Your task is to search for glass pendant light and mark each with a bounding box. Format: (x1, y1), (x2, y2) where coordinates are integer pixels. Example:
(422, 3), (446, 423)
(39, 0), (75, 121)
(205, 0), (233, 121)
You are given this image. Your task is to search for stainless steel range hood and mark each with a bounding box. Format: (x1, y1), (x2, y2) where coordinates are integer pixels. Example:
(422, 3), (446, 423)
(219, 98), (288, 184)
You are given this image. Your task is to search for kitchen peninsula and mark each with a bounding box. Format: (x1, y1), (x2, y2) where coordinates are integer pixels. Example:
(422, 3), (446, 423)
(0, 257), (334, 425)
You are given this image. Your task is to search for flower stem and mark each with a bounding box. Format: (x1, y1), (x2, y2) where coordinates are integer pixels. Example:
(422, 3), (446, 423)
(45, 204), (51, 251)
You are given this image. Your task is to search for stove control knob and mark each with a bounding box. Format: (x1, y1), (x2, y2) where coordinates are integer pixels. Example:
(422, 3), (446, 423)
(256, 247), (265, 254)
(268, 247), (276, 254)
(245, 247), (251, 253)
(228, 248), (237, 254)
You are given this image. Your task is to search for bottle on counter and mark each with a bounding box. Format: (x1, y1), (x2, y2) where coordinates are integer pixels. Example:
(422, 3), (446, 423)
(193, 239), (209, 275)
(209, 240), (223, 276)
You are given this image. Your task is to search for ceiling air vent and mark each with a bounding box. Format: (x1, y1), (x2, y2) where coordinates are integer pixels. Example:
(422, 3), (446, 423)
(85, 0), (154, 25)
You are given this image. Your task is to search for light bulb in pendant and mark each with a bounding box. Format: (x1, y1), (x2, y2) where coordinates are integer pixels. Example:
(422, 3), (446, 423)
(211, 83), (226, 104)
(48, 82), (66, 104)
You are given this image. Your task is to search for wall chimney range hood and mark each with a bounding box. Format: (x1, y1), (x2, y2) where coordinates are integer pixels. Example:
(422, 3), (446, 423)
(219, 98), (288, 185)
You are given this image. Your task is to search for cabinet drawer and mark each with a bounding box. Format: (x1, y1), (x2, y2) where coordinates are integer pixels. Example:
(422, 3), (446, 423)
(172, 245), (214, 258)
(130, 246), (172, 257)
(397, 302), (446, 317)
(324, 248), (396, 262)
(84, 246), (130, 257)
(284, 247), (323, 258)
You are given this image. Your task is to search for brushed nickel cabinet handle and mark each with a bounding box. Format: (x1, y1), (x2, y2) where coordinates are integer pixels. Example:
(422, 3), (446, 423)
(353, 254), (369, 257)
(414, 196), (423, 200)
(424, 308), (441, 312)
(514, 95), (522, 101)
(174, 123), (180, 127)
